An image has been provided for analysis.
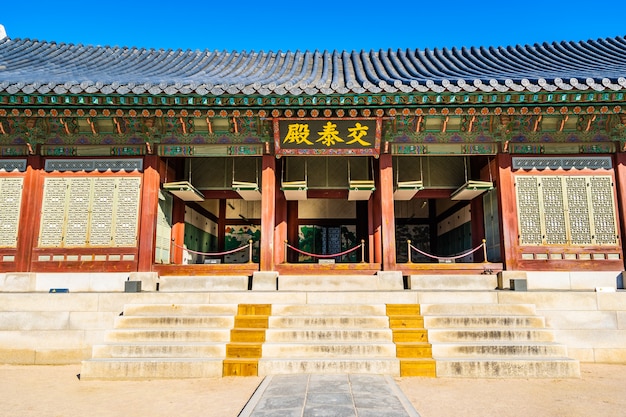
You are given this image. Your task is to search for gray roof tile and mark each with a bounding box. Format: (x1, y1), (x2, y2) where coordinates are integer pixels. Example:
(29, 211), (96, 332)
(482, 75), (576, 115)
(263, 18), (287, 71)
(0, 36), (625, 96)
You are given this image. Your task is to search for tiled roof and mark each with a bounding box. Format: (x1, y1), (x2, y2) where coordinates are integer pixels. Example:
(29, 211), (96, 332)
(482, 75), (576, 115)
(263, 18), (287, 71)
(0, 36), (625, 96)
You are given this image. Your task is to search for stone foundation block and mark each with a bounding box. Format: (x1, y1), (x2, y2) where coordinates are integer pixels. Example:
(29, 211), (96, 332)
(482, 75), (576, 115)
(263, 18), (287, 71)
(252, 271), (278, 291)
(376, 271), (404, 290)
(497, 271), (527, 290)
(510, 279), (528, 291)
(0, 273), (36, 292)
(129, 272), (159, 292)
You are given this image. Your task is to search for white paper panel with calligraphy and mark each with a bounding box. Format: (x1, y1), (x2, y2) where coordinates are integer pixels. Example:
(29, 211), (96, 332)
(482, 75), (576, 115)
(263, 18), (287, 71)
(114, 177), (141, 246)
(39, 178), (69, 247)
(0, 177), (24, 247)
(65, 178), (91, 246)
(89, 178), (115, 246)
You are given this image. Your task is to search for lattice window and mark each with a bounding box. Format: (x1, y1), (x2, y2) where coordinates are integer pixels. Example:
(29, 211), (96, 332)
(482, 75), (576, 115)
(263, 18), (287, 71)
(516, 177), (542, 245)
(515, 175), (618, 246)
(39, 177), (141, 248)
(541, 177), (567, 245)
(565, 177), (592, 245)
(590, 177), (618, 245)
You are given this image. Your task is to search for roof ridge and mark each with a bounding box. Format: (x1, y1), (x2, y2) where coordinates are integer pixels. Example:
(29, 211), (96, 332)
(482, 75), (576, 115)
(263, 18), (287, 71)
(1, 34), (625, 55)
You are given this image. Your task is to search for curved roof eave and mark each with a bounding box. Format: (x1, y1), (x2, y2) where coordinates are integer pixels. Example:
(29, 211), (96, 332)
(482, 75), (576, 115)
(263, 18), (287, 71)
(0, 35), (625, 96)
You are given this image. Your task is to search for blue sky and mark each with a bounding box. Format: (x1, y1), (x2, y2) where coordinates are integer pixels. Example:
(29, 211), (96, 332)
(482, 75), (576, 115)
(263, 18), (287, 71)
(1, 0), (625, 52)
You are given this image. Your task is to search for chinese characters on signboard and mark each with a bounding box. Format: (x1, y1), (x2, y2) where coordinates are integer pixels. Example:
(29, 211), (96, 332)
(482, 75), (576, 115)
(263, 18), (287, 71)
(274, 118), (380, 156)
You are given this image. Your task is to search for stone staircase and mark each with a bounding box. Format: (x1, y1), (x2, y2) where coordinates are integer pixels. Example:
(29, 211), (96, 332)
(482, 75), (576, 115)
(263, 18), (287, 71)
(80, 304), (238, 379)
(78, 273), (580, 380)
(421, 303), (581, 378)
(258, 304), (401, 375)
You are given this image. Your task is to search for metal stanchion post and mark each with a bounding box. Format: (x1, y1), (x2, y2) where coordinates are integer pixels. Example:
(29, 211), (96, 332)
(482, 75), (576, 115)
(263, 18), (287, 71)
(482, 238), (488, 263)
(407, 239), (412, 264)
(248, 239), (253, 263)
(361, 239), (365, 263)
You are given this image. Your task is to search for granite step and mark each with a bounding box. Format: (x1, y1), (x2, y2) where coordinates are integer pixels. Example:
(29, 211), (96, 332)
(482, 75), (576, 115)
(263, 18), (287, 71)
(265, 329), (393, 342)
(432, 342), (569, 357)
(436, 357), (580, 378)
(104, 329), (231, 343)
(80, 358), (223, 380)
(277, 275), (381, 291)
(271, 304), (387, 316)
(91, 342), (227, 358)
(269, 316), (389, 328)
(409, 274), (497, 290)
(427, 328), (556, 343)
(421, 303), (537, 316)
(122, 303), (238, 316)
(262, 342), (397, 358)
(114, 315), (234, 328)
(158, 276), (248, 292)
(424, 315), (545, 328)
(257, 358), (400, 375)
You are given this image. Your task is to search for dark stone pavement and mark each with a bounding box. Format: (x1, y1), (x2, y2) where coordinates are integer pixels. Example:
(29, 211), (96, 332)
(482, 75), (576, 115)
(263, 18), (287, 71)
(238, 374), (420, 417)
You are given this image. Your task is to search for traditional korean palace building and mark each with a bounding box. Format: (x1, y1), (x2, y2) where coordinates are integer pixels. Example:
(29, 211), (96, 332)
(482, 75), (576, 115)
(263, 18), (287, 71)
(1, 29), (626, 287)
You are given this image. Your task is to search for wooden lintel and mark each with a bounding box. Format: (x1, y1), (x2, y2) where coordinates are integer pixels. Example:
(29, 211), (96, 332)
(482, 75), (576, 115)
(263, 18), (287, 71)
(307, 189), (349, 199)
(202, 190), (242, 199)
(414, 189), (453, 199)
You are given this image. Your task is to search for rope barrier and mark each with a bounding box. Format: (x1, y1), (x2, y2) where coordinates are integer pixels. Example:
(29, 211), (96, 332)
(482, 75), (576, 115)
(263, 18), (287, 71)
(407, 239), (488, 263)
(286, 243), (360, 258)
(171, 240), (252, 257)
(284, 240), (366, 262)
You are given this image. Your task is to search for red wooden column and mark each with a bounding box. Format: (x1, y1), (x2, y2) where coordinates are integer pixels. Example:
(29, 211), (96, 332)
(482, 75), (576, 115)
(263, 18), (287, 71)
(496, 153), (519, 270)
(378, 154), (397, 270)
(169, 197), (186, 264)
(274, 174), (287, 267)
(137, 155), (161, 272)
(369, 184), (381, 264)
(286, 200), (299, 263)
(217, 199), (227, 252)
(614, 153), (626, 265)
(15, 156), (44, 272)
(470, 197), (486, 262)
(260, 155), (277, 271)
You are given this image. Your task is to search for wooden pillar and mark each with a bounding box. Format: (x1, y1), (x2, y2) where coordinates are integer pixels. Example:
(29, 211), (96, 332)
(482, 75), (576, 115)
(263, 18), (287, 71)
(496, 153), (518, 270)
(614, 153), (626, 266)
(378, 154), (397, 270)
(217, 199), (227, 252)
(470, 197), (486, 262)
(137, 155), (161, 272)
(274, 174), (287, 267)
(170, 197), (186, 264)
(260, 155), (277, 271)
(286, 200), (299, 263)
(369, 189), (381, 263)
(15, 156), (44, 272)
(355, 200), (369, 262)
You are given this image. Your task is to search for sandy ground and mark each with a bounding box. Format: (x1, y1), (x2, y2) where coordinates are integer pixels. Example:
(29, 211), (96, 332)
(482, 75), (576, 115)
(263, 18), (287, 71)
(1, 364), (625, 417)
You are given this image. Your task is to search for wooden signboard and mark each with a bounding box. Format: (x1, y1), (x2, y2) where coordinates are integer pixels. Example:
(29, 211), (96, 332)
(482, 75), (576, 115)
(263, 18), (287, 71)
(274, 118), (381, 156)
